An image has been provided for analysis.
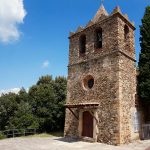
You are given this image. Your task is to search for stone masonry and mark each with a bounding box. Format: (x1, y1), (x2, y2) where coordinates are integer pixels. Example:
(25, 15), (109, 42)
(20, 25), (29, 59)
(64, 5), (139, 145)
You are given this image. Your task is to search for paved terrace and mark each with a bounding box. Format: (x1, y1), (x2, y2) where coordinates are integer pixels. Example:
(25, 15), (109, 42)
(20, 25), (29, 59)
(0, 137), (150, 150)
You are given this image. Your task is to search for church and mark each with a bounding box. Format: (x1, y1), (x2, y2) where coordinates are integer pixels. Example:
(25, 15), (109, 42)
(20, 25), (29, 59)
(64, 4), (142, 145)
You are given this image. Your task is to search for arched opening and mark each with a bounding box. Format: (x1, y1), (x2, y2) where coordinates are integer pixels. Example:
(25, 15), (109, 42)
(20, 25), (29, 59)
(83, 75), (94, 90)
(124, 25), (129, 40)
(94, 28), (102, 49)
(79, 35), (86, 56)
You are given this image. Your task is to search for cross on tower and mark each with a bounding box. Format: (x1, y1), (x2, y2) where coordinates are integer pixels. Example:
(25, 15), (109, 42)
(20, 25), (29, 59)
(101, 0), (104, 5)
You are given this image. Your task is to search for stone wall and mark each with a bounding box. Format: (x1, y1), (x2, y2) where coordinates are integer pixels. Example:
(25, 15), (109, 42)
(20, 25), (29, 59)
(118, 54), (137, 143)
(69, 16), (119, 66)
(117, 16), (139, 143)
(65, 52), (121, 145)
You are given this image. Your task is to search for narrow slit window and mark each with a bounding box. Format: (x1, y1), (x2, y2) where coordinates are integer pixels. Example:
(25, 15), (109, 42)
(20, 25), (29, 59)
(95, 29), (102, 49)
(79, 35), (86, 56)
(124, 25), (129, 40)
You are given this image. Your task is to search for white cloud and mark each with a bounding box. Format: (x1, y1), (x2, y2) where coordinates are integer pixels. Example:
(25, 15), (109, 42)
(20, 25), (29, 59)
(0, 88), (20, 96)
(42, 60), (50, 68)
(0, 0), (27, 43)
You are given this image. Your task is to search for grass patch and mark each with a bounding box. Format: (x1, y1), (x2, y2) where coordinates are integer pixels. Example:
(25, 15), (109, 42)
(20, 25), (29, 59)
(21, 132), (64, 138)
(50, 132), (64, 137)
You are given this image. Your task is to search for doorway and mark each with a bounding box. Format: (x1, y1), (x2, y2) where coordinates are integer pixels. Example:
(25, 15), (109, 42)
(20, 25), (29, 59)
(82, 111), (93, 138)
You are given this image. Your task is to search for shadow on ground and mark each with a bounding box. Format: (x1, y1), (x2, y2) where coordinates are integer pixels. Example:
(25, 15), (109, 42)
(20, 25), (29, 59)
(145, 146), (150, 150)
(54, 137), (80, 143)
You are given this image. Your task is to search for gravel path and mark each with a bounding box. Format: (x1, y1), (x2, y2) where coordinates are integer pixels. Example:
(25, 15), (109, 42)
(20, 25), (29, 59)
(0, 137), (150, 150)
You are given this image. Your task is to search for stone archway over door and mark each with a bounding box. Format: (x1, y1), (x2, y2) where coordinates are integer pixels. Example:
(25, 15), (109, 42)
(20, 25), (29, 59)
(82, 111), (93, 138)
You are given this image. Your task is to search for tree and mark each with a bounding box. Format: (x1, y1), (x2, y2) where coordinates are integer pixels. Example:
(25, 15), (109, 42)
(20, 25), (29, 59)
(8, 88), (39, 130)
(138, 6), (150, 103)
(28, 75), (67, 132)
(29, 83), (56, 132)
(36, 75), (53, 85)
(138, 6), (150, 122)
(53, 76), (67, 130)
(0, 75), (67, 133)
(16, 87), (28, 103)
(0, 93), (18, 130)
(8, 101), (39, 129)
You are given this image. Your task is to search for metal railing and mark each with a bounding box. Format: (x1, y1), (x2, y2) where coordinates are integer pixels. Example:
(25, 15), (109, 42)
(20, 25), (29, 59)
(142, 124), (150, 140)
(0, 128), (36, 138)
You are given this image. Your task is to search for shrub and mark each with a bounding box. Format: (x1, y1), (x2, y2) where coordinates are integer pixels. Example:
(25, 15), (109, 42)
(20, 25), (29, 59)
(0, 132), (6, 140)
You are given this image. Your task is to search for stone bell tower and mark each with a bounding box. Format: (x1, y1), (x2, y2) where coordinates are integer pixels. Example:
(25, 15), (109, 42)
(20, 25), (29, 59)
(64, 4), (139, 145)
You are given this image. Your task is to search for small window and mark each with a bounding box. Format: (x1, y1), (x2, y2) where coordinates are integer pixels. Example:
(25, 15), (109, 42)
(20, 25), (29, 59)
(79, 35), (86, 56)
(88, 78), (94, 89)
(124, 25), (129, 40)
(95, 29), (102, 49)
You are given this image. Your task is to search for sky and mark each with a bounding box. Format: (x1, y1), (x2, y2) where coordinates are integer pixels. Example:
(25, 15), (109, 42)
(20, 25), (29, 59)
(0, 0), (149, 93)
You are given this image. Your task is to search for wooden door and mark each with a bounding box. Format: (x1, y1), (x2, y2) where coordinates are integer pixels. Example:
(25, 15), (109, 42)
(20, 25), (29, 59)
(82, 111), (93, 138)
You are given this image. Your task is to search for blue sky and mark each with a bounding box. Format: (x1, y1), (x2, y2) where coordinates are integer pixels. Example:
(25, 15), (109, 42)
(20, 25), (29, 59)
(0, 0), (149, 92)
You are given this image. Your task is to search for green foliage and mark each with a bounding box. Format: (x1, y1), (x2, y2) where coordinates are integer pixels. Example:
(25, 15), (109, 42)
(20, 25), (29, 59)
(36, 75), (53, 85)
(0, 93), (18, 130)
(53, 77), (67, 130)
(28, 75), (67, 132)
(8, 101), (39, 130)
(29, 84), (56, 132)
(0, 75), (67, 134)
(0, 132), (6, 139)
(138, 6), (150, 103)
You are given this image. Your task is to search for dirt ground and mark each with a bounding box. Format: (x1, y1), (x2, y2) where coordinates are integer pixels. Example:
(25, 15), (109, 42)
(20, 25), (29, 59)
(0, 137), (150, 150)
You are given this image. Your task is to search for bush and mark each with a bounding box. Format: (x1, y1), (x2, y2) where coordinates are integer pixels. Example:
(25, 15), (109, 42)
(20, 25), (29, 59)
(0, 132), (6, 140)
